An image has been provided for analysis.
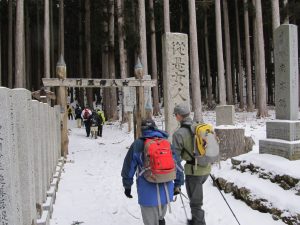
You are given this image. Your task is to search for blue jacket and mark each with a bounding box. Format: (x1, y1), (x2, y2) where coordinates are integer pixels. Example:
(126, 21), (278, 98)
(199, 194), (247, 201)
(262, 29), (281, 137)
(121, 129), (184, 207)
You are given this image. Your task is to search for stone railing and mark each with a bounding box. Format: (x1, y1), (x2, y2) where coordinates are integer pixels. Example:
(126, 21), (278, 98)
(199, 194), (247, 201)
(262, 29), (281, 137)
(0, 87), (64, 225)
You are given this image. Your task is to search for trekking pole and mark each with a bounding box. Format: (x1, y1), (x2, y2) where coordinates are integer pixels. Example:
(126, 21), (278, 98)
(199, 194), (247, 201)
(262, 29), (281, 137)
(179, 192), (188, 220)
(210, 174), (242, 225)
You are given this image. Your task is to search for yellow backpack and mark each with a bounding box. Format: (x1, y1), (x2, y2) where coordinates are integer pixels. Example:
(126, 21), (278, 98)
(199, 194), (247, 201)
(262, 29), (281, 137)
(193, 123), (220, 166)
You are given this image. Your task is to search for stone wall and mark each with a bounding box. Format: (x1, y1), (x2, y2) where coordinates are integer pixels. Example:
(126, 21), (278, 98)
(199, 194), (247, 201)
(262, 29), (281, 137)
(0, 87), (63, 225)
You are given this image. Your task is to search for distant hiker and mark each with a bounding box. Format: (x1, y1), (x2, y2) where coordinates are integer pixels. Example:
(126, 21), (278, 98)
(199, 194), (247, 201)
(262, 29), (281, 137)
(121, 119), (184, 225)
(96, 109), (105, 137)
(172, 103), (211, 225)
(67, 105), (73, 120)
(90, 110), (101, 139)
(75, 105), (82, 128)
(81, 106), (92, 137)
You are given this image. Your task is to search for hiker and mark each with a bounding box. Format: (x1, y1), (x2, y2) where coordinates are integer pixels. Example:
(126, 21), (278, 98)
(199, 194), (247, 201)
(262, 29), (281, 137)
(67, 105), (73, 120)
(121, 119), (184, 225)
(90, 110), (101, 139)
(96, 109), (105, 137)
(172, 103), (211, 225)
(81, 106), (92, 137)
(75, 105), (82, 128)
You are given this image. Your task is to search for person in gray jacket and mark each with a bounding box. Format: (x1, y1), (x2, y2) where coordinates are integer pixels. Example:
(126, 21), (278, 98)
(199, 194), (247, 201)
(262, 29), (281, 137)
(172, 103), (211, 225)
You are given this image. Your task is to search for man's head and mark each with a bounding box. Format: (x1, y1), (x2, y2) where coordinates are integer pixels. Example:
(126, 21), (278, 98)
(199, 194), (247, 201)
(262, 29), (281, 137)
(173, 103), (190, 122)
(141, 119), (157, 131)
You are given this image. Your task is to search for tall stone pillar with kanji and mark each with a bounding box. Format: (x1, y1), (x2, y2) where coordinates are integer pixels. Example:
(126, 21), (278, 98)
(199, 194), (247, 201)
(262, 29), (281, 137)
(162, 33), (190, 138)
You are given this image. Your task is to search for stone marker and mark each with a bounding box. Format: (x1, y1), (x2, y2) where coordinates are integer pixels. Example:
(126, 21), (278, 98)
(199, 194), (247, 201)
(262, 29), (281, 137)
(216, 105), (235, 126)
(13, 88), (37, 225)
(0, 87), (22, 225)
(162, 32), (190, 137)
(260, 24), (300, 160)
(274, 24), (299, 120)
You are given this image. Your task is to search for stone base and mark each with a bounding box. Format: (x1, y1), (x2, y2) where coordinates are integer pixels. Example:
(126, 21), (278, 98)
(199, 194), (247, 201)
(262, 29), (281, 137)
(266, 120), (300, 141)
(259, 139), (300, 160)
(37, 210), (50, 225)
(215, 127), (245, 159)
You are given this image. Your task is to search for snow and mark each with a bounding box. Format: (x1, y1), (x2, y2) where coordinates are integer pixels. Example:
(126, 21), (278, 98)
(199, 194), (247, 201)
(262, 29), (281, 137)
(49, 110), (300, 225)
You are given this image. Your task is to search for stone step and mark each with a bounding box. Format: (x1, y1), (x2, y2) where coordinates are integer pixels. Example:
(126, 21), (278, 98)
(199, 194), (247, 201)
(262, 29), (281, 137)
(212, 162), (300, 225)
(231, 154), (300, 194)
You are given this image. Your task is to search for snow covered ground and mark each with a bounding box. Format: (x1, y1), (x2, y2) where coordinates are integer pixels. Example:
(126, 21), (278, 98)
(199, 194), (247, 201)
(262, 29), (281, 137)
(50, 110), (297, 225)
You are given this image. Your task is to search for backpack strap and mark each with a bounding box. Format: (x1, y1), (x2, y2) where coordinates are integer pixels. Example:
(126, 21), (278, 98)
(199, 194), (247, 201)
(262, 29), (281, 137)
(163, 183), (172, 214)
(156, 184), (162, 217)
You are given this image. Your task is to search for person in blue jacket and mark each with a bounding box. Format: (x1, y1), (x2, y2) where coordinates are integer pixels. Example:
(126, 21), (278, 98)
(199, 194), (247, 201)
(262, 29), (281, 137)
(121, 119), (184, 225)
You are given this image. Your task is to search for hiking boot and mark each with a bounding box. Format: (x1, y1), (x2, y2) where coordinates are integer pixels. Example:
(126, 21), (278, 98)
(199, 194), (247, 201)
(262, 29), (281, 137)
(159, 219), (165, 225)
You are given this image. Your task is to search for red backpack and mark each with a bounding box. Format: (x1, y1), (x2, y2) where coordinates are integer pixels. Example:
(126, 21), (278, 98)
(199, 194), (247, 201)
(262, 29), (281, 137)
(142, 138), (176, 183)
(83, 109), (90, 119)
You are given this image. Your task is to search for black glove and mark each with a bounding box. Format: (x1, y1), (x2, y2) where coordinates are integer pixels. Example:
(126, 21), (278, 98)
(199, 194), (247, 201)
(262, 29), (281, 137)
(174, 187), (181, 196)
(124, 188), (133, 198)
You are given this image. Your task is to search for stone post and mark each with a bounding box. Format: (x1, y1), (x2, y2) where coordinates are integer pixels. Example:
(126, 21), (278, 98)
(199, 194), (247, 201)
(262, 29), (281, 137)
(260, 24), (300, 160)
(56, 55), (68, 156)
(12, 88), (37, 225)
(31, 100), (43, 214)
(0, 87), (22, 225)
(162, 32), (190, 137)
(54, 105), (62, 162)
(40, 103), (47, 200)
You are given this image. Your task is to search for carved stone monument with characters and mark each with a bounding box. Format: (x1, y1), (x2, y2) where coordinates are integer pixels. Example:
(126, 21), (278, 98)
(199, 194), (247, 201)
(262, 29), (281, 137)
(162, 32), (190, 137)
(259, 24), (300, 160)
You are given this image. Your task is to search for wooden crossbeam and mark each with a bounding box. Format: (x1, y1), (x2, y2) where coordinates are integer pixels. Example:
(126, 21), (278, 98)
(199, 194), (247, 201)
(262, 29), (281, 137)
(42, 78), (156, 88)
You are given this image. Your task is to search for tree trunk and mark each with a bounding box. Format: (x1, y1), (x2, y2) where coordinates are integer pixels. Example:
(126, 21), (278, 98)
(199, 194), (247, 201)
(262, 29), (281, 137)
(253, 0), (258, 108)
(0, 17), (2, 86)
(15, 0), (25, 88)
(85, 0), (93, 107)
(44, 0), (50, 82)
(271, 0), (280, 32)
(235, 0), (244, 110)
(204, 9), (213, 108)
(244, 0), (254, 111)
(8, 0), (13, 88)
(108, 0), (118, 120)
(36, 0), (41, 89)
(50, 0), (55, 78)
(163, 0), (170, 32)
(59, 0), (64, 56)
(102, 4), (110, 117)
(149, 0), (161, 116)
(78, 0), (84, 107)
(223, 0), (233, 105)
(25, 3), (31, 90)
(283, 0), (289, 24)
(188, 0), (202, 122)
(117, 0), (127, 80)
(255, 0), (268, 117)
(215, 0), (226, 105)
(138, 0), (148, 75)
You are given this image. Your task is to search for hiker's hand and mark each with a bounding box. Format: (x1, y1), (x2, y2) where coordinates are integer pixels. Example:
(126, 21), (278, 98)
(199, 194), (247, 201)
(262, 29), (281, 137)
(174, 187), (181, 196)
(124, 188), (133, 198)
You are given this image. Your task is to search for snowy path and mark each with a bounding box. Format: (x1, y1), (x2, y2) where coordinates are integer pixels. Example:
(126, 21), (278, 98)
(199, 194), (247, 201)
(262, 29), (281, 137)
(50, 120), (285, 225)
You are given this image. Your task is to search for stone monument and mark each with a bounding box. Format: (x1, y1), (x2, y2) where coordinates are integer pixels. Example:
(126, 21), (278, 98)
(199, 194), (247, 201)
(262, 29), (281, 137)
(162, 32), (190, 137)
(259, 24), (300, 160)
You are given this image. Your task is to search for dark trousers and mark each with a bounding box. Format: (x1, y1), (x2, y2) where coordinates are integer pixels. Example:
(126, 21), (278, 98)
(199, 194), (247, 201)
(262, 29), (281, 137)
(68, 113), (73, 120)
(84, 121), (91, 137)
(185, 175), (208, 225)
(97, 125), (103, 137)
